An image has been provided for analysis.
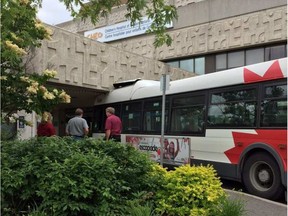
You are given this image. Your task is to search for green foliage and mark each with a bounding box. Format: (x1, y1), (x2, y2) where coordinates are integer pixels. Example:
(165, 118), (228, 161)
(1, 137), (246, 215)
(1, 137), (160, 215)
(146, 0), (177, 47)
(124, 201), (156, 216)
(1, 0), (45, 69)
(155, 164), (227, 216)
(1, 71), (70, 120)
(1, 0), (70, 124)
(120, 191), (159, 216)
(217, 198), (247, 216)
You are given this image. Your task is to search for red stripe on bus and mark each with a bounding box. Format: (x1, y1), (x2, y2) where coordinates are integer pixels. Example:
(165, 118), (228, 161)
(225, 129), (287, 171)
(244, 60), (283, 83)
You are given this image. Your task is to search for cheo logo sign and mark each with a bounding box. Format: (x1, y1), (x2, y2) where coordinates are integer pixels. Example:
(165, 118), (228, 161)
(86, 32), (103, 40)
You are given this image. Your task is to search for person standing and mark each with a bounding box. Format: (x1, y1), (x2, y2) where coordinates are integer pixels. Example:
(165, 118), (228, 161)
(37, 112), (56, 137)
(66, 108), (89, 139)
(105, 107), (122, 142)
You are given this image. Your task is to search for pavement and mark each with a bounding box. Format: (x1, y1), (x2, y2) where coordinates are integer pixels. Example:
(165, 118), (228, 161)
(225, 189), (287, 216)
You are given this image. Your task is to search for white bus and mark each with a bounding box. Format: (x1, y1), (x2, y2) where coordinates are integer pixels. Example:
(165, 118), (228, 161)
(91, 58), (287, 201)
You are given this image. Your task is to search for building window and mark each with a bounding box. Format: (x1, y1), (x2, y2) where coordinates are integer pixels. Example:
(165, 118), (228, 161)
(228, 51), (245, 69)
(166, 57), (205, 74)
(246, 48), (264, 65)
(165, 43), (286, 75)
(195, 57), (205, 75)
(265, 45), (287, 60)
(167, 61), (179, 68)
(180, 59), (194, 72)
(216, 54), (227, 71)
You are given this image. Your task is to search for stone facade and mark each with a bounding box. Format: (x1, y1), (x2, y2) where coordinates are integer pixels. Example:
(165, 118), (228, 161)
(110, 6), (287, 60)
(28, 26), (194, 92)
(57, 0), (287, 61)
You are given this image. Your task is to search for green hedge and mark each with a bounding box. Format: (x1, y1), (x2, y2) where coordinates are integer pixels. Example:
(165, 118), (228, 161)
(1, 137), (245, 216)
(1, 137), (162, 216)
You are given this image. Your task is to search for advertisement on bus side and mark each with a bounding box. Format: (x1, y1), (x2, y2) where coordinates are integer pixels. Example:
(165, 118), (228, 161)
(126, 136), (190, 166)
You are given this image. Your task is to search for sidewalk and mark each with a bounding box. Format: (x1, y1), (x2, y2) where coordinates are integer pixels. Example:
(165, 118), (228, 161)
(225, 189), (287, 216)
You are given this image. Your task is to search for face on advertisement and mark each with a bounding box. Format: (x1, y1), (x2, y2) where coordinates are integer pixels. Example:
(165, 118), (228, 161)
(169, 141), (175, 154)
(164, 139), (169, 148)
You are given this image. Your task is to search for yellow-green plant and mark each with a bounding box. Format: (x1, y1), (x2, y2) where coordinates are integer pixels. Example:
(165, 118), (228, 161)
(155, 164), (227, 216)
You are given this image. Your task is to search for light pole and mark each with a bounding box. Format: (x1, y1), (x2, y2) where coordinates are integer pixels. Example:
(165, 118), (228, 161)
(160, 73), (169, 166)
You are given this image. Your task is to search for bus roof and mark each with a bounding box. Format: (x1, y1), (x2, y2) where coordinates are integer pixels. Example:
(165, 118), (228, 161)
(96, 58), (287, 105)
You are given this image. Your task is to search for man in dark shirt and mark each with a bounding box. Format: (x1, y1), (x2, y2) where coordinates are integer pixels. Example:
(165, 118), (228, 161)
(105, 107), (122, 142)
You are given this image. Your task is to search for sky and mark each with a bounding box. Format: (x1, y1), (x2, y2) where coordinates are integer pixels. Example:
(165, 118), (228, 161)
(37, 0), (75, 25)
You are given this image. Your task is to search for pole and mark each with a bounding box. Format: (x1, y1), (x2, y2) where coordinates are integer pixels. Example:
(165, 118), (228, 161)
(160, 74), (166, 166)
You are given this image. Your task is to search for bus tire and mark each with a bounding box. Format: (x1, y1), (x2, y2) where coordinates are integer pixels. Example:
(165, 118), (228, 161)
(242, 152), (284, 200)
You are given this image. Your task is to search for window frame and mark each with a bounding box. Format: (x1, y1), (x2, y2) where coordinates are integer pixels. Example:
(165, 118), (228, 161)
(260, 80), (287, 128)
(170, 92), (206, 135)
(142, 97), (170, 134)
(207, 84), (258, 128)
(121, 101), (143, 133)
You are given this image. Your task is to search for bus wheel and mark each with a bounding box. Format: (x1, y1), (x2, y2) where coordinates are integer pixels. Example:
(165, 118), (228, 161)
(242, 152), (284, 200)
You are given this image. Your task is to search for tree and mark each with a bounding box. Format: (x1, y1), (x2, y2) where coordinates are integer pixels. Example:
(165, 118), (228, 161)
(1, 0), (177, 126)
(1, 0), (71, 128)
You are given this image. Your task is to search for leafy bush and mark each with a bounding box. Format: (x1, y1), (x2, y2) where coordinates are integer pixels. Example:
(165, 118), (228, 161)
(1, 137), (245, 216)
(1, 137), (161, 216)
(155, 164), (227, 216)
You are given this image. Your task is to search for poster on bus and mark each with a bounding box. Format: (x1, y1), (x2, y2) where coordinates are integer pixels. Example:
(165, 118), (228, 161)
(126, 136), (190, 166)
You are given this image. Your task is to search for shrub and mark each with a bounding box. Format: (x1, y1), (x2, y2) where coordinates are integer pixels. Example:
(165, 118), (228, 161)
(155, 164), (227, 216)
(217, 198), (247, 216)
(120, 192), (158, 216)
(1, 137), (245, 216)
(1, 137), (161, 216)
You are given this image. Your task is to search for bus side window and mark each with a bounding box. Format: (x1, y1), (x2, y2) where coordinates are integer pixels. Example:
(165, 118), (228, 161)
(261, 100), (287, 127)
(262, 101), (277, 126)
(122, 102), (142, 132)
(143, 99), (169, 133)
(143, 111), (162, 132)
(170, 94), (205, 134)
(208, 88), (257, 127)
(261, 84), (287, 127)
